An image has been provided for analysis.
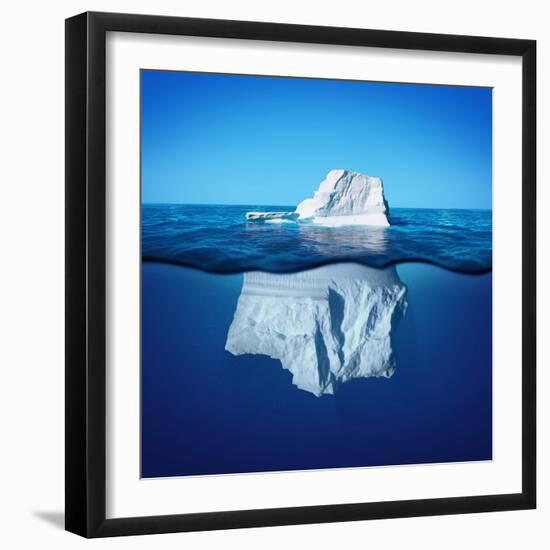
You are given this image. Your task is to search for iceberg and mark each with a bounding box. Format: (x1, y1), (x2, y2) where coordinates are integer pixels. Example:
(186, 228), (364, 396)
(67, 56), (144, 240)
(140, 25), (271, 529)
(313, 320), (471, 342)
(245, 169), (390, 227)
(225, 263), (407, 396)
(295, 169), (390, 226)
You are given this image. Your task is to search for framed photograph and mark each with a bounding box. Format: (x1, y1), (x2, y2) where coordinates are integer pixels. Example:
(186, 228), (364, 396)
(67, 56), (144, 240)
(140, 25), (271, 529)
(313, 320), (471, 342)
(65, 11), (536, 538)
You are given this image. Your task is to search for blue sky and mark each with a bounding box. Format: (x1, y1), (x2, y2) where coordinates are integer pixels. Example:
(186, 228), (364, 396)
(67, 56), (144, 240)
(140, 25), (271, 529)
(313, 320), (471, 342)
(141, 70), (492, 209)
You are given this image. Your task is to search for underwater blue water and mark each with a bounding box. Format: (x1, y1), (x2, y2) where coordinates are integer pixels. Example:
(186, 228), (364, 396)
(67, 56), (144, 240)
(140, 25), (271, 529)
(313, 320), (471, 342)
(142, 204), (492, 274)
(141, 262), (492, 478)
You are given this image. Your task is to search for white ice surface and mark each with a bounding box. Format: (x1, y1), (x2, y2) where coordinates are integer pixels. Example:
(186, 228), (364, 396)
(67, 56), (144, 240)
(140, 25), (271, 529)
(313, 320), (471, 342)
(246, 169), (390, 227)
(311, 213), (390, 227)
(246, 211), (298, 221)
(295, 169), (390, 227)
(225, 263), (406, 396)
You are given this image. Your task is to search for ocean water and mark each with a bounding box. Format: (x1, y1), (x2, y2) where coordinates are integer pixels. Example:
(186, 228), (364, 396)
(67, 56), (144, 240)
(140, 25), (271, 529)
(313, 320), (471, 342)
(141, 205), (492, 478)
(142, 204), (492, 274)
(141, 262), (492, 478)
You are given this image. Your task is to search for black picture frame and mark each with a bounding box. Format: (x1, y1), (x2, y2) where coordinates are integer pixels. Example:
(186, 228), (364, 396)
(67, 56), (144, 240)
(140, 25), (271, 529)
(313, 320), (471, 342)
(65, 11), (536, 538)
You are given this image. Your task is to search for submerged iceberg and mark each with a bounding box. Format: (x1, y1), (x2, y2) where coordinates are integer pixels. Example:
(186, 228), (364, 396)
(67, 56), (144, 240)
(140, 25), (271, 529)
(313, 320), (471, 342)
(245, 169), (390, 227)
(225, 263), (407, 396)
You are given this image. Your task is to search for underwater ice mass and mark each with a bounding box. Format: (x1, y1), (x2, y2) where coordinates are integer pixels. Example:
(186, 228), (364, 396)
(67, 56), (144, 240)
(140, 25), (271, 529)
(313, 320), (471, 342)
(226, 263), (406, 396)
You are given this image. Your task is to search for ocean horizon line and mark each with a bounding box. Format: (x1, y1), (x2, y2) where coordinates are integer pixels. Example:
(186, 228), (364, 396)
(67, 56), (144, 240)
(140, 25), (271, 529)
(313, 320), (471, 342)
(142, 202), (493, 212)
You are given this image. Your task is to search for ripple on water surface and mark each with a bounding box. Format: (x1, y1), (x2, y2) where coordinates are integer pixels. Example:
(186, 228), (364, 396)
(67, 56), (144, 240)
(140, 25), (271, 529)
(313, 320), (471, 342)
(141, 204), (492, 274)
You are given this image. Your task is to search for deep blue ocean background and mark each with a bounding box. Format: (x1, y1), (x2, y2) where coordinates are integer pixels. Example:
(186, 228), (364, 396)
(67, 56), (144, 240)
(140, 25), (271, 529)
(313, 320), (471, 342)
(142, 204), (492, 274)
(141, 204), (492, 478)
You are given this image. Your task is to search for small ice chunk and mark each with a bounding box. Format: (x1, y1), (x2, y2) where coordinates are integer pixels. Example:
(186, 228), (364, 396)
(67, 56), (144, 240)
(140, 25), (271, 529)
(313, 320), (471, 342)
(246, 211), (298, 221)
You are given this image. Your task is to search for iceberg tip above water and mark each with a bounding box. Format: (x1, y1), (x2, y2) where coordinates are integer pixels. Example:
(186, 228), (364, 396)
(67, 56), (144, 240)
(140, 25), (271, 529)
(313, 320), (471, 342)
(295, 169), (390, 227)
(246, 169), (390, 227)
